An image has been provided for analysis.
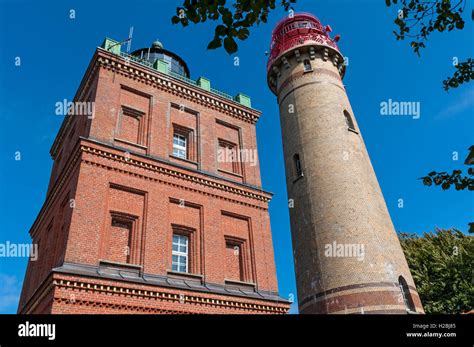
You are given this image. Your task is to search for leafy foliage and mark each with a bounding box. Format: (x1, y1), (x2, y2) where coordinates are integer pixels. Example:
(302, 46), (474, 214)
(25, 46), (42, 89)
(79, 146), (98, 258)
(399, 229), (474, 313)
(419, 146), (474, 233)
(420, 169), (474, 191)
(385, 0), (472, 90)
(172, 0), (296, 54)
(443, 58), (474, 91)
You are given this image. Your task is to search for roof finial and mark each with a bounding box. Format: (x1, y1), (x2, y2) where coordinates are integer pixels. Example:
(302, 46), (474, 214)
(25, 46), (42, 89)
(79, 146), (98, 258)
(152, 39), (163, 49)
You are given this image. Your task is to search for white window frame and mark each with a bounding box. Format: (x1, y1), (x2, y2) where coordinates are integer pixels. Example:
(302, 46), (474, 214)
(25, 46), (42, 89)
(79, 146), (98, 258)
(172, 234), (189, 273)
(173, 133), (187, 159)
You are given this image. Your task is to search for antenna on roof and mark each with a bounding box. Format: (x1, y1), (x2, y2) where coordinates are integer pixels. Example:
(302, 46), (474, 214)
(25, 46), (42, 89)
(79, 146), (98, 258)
(105, 27), (134, 52)
(126, 26), (134, 52)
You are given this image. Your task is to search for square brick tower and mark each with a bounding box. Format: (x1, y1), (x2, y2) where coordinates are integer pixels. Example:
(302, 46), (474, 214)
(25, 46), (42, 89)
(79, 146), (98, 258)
(17, 38), (290, 314)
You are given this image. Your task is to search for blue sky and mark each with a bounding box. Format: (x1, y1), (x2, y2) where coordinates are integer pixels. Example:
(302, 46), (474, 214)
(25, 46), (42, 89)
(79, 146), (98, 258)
(0, 0), (472, 314)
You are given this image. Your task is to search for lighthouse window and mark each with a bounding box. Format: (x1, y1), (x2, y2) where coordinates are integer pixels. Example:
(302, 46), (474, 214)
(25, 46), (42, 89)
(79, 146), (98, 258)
(303, 59), (312, 72)
(343, 110), (356, 132)
(293, 154), (303, 178)
(398, 276), (416, 312)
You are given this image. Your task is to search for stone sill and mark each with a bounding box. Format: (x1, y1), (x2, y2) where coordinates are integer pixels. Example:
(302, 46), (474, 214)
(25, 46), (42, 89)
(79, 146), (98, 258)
(114, 137), (148, 150)
(224, 279), (256, 289)
(293, 174), (304, 184)
(169, 154), (199, 167)
(98, 260), (143, 276)
(217, 168), (243, 179)
(167, 270), (204, 282)
(348, 127), (359, 135)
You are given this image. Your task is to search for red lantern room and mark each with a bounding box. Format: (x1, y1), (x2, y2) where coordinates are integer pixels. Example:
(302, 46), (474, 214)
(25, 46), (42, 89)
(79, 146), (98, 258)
(266, 13), (345, 93)
(267, 13), (342, 70)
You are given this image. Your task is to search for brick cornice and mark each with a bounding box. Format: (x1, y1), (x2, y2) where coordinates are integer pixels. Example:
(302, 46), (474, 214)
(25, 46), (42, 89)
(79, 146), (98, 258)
(29, 139), (83, 238)
(53, 276), (288, 314)
(29, 136), (272, 245)
(18, 272), (55, 314)
(50, 54), (100, 159)
(96, 49), (261, 124)
(80, 139), (272, 206)
(50, 48), (262, 160)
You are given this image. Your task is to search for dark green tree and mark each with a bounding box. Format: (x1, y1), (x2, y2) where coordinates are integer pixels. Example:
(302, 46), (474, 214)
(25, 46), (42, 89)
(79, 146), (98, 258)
(399, 229), (474, 313)
(171, 0), (296, 54)
(385, 0), (473, 90)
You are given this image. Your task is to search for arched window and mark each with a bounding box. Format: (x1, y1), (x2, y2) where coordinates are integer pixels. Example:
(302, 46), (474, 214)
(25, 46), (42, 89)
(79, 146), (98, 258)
(293, 154), (303, 178)
(343, 110), (356, 132)
(398, 276), (416, 312)
(303, 59), (312, 72)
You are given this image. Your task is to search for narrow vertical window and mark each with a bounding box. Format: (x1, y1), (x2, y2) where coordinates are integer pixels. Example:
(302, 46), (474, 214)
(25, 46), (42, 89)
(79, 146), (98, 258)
(344, 110), (356, 131)
(303, 59), (312, 72)
(109, 217), (132, 264)
(172, 234), (189, 273)
(173, 133), (187, 159)
(218, 139), (240, 175)
(398, 276), (416, 312)
(225, 242), (243, 282)
(294, 154), (303, 178)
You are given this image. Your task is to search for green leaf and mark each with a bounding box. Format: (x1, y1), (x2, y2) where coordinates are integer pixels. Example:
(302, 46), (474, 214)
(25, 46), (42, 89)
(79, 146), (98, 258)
(422, 177), (433, 186)
(455, 21), (464, 30)
(215, 24), (227, 36)
(222, 11), (233, 26)
(207, 37), (222, 50)
(171, 16), (181, 24)
(223, 36), (237, 54)
(236, 27), (249, 40)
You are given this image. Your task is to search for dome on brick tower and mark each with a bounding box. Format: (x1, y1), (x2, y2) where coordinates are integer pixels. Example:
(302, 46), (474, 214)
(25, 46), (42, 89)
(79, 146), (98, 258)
(131, 40), (190, 78)
(267, 12), (342, 73)
(151, 40), (163, 49)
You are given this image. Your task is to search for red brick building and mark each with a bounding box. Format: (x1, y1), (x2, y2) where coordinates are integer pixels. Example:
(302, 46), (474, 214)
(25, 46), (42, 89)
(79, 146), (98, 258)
(18, 39), (290, 314)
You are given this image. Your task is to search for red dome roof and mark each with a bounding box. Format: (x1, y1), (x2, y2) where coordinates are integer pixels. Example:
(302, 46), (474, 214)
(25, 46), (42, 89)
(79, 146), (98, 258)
(267, 12), (341, 72)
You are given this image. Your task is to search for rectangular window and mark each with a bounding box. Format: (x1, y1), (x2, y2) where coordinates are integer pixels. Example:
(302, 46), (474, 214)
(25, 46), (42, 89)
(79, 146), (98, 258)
(107, 216), (133, 264)
(116, 105), (146, 145)
(218, 139), (240, 175)
(172, 234), (189, 273)
(344, 110), (357, 132)
(294, 154), (303, 179)
(399, 283), (410, 308)
(173, 133), (187, 159)
(225, 242), (243, 282)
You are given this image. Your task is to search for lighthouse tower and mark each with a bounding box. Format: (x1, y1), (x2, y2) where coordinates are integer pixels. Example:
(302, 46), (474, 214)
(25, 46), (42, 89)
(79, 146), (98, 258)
(267, 13), (424, 314)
